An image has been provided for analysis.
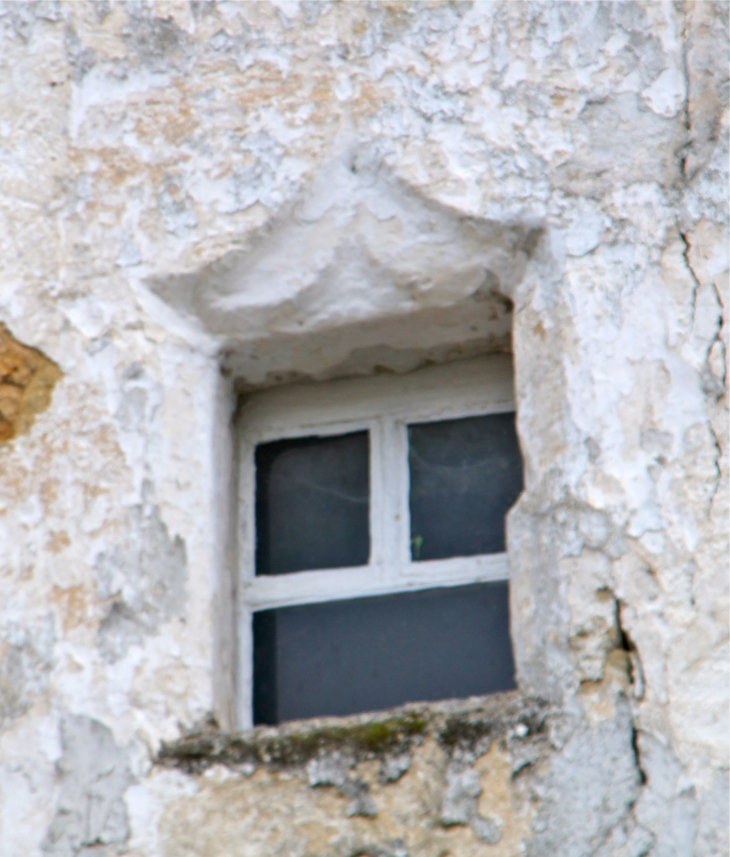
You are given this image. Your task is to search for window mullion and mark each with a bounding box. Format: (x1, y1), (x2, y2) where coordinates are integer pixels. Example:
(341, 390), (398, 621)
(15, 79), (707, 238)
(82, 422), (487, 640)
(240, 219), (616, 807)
(368, 417), (387, 581)
(379, 414), (408, 582)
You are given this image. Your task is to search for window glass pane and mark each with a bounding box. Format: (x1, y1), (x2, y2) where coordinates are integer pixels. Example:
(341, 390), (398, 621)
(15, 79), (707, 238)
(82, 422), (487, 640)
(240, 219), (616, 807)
(255, 431), (370, 575)
(253, 582), (515, 725)
(408, 413), (523, 561)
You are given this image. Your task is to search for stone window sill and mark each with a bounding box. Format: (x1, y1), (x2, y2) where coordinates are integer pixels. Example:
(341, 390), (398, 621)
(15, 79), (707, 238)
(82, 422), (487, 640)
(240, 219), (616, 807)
(156, 690), (550, 777)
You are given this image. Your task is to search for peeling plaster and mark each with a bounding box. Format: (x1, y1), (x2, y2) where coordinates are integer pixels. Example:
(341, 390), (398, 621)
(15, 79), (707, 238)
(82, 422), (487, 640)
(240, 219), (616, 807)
(95, 497), (188, 664)
(42, 715), (133, 857)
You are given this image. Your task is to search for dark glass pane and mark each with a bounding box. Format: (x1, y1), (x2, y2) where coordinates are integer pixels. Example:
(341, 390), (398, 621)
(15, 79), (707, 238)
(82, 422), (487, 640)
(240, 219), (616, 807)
(408, 413), (523, 561)
(255, 431), (370, 575)
(253, 582), (515, 725)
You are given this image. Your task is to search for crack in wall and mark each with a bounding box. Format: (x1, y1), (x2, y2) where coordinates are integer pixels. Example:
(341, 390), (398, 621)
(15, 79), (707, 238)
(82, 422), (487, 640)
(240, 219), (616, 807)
(678, 227), (701, 322)
(705, 276), (726, 509)
(678, 227), (726, 509)
(706, 412), (724, 508)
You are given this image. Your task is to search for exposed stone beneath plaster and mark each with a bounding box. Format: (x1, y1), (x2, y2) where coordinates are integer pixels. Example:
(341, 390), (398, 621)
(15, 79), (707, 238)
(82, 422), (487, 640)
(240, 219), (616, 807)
(42, 715), (133, 857)
(0, 613), (55, 730)
(0, 323), (62, 443)
(95, 494), (188, 664)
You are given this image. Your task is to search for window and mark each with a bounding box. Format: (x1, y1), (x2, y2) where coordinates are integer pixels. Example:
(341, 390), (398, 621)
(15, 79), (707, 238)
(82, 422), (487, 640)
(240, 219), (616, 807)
(235, 356), (522, 727)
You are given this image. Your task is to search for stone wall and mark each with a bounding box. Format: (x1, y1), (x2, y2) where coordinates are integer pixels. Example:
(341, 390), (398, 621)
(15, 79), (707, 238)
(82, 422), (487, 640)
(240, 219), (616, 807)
(0, 2), (727, 856)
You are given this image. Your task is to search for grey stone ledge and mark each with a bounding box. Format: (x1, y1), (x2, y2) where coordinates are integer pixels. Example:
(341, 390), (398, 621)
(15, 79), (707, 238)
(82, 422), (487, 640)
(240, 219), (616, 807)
(156, 690), (551, 775)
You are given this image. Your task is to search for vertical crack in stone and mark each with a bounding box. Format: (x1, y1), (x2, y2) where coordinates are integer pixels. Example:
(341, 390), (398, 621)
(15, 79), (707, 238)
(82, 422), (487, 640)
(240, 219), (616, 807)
(0, 323), (62, 443)
(614, 599), (648, 794)
(677, 229), (725, 506)
(617, 600), (646, 703)
(630, 725), (648, 787)
(705, 276), (726, 508)
(706, 411), (724, 508)
(601, 606), (655, 857)
(678, 228), (701, 329)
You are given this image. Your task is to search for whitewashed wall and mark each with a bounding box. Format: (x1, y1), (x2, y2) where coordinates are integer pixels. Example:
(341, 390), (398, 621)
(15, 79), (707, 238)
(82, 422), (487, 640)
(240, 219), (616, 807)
(0, 3), (726, 856)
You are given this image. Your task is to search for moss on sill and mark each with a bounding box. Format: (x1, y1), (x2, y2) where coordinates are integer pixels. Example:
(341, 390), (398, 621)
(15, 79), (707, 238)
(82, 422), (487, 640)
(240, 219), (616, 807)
(157, 691), (549, 775)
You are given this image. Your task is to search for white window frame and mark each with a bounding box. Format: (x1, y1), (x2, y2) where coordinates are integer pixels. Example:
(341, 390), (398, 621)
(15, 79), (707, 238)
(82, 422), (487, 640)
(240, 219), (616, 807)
(234, 354), (516, 728)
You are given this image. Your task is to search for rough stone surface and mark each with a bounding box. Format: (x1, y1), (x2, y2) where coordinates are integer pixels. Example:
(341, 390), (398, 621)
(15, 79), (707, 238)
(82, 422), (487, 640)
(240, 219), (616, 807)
(440, 763), (483, 827)
(153, 694), (547, 856)
(378, 752), (411, 785)
(526, 690), (641, 857)
(0, 2), (727, 856)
